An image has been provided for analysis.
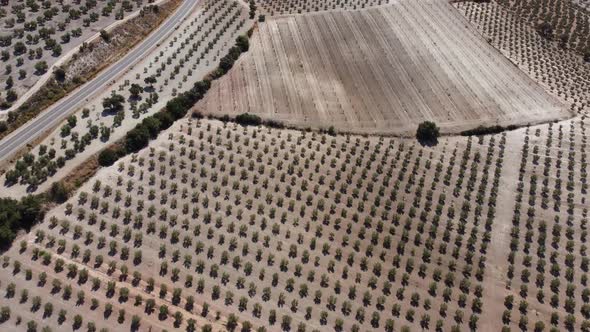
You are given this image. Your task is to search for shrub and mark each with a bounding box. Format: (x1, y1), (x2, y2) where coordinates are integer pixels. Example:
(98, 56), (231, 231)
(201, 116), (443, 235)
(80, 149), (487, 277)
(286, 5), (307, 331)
(461, 125), (517, 136)
(125, 126), (151, 153)
(48, 181), (70, 203)
(235, 113), (262, 126)
(100, 30), (110, 42)
(98, 147), (124, 167)
(6, 89), (17, 102)
(236, 35), (250, 53)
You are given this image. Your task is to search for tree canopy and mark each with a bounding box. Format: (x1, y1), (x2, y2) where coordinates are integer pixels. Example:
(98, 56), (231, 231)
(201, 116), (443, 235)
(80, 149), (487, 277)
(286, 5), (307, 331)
(416, 121), (440, 144)
(102, 94), (125, 113)
(0, 196), (44, 247)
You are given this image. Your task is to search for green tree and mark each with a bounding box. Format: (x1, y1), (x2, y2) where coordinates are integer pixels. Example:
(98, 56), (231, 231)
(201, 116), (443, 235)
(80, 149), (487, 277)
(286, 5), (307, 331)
(236, 35), (249, 52)
(54, 67), (66, 81)
(129, 84), (143, 98)
(48, 181), (69, 203)
(102, 94), (125, 113)
(98, 148), (123, 167)
(416, 121), (440, 143)
(536, 22), (554, 39)
(34, 61), (48, 74)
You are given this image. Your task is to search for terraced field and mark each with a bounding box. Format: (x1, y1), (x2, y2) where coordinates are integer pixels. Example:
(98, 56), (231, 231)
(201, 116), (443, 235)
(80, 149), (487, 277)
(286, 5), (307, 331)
(197, 0), (568, 135)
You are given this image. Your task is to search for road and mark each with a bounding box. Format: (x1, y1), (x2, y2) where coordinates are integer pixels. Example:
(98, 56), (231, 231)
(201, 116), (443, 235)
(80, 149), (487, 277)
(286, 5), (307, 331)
(0, 0), (199, 163)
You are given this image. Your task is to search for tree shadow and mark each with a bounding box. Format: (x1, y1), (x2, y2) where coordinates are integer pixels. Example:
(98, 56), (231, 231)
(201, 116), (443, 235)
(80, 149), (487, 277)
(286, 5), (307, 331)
(417, 137), (439, 147)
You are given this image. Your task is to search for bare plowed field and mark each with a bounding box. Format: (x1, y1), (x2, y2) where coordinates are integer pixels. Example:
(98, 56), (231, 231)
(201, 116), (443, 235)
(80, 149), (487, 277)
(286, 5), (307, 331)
(196, 0), (568, 135)
(255, 0), (393, 16)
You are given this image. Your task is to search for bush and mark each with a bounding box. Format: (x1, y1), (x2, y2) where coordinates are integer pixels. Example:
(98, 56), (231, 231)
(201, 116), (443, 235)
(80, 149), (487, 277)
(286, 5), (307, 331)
(236, 35), (249, 53)
(125, 126), (151, 153)
(327, 126), (337, 136)
(416, 121), (440, 143)
(48, 181), (70, 203)
(6, 89), (17, 102)
(235, 113), (262, 126)
(100, 30), (111, 42)
(460, 124), (517, 136)
(98, 148), (123, 167)
(219, 47), (242, 74)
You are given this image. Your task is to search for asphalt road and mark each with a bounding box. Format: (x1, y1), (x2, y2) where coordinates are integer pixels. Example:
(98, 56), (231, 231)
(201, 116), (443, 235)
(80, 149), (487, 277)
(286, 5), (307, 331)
(0, 0), (199, 163)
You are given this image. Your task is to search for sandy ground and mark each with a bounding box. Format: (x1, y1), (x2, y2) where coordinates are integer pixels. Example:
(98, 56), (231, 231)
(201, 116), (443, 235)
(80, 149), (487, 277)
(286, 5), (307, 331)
(0, 1), (589, 331)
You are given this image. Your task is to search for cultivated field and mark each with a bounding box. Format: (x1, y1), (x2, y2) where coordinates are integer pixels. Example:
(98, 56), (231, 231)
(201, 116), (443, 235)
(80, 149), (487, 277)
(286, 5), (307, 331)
(0, 117), (507, 331)
(0, 0), (155, 107)
(255, 0), (393, 16)
(454, 0), (590, 115)
(196, 0), (568, 135)
(494, 119), (590, 331)
(2, 1), (590, 332)
(493, 0), (590, 56)
(0, 0), (252, 196)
